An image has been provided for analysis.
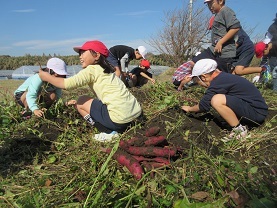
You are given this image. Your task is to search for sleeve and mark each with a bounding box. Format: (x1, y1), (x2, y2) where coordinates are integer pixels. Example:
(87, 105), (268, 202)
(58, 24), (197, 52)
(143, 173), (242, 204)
(26, 75), (43, 112)
(225, 8), (241, 30)
(64, 66), (95, 89)
(120, 53), (129, 72)
(55, 88), (62, 100)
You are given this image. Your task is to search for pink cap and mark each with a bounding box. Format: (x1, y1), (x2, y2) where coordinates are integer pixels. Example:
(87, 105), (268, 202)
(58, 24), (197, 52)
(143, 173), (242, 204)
(73, 40), (109, 57)
(255, 42), (266, 58)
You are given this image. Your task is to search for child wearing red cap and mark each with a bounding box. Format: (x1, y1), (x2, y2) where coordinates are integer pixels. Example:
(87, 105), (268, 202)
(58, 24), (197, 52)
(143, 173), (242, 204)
(127, 59), (155, 87)
(39, 40), (142, 142)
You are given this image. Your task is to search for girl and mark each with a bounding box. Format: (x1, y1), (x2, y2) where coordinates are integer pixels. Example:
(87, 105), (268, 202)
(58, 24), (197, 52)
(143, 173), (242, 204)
(14, 57), (67, 118)
(39, 40), (142, 139)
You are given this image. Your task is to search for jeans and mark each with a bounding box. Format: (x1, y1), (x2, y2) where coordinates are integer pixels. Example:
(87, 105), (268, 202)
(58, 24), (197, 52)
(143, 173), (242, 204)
(269, 56), (277, 91)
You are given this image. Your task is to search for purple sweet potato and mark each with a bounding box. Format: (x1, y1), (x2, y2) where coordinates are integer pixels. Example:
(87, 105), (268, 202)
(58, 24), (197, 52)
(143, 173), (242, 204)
(101, 147), (144, 180)
(145, 126), (160, 137)
(124, 146), (177, 158)
(144, 135), (166, 146)
(132, 155), (170, 165)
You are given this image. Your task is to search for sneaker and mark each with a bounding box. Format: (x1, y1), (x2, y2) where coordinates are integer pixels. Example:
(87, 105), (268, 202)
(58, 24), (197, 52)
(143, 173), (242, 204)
(260, 65), (272, 83)
(21, 110), (32, 119)
(222, 125), (248, 142)
(94, 131), (119, 142)
(126, 76), (134, 88)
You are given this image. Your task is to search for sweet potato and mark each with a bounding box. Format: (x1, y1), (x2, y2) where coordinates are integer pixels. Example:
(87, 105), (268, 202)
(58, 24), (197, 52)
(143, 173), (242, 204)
(132, 155), (170, 165)
(144, 135), (166, 146)
(101, 147), (144, 180)
(124, 146), (177, 158)
(142, 161), (168, 169)
(145, 126), (160, 137)
(119, 136), (146, 147)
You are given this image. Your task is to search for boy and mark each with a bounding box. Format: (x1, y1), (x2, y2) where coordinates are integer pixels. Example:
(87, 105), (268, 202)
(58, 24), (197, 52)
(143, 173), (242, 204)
(128, 59), (155, 87)
(192, 0), (241, 73)
(172, 61), (194, 91)
(14, 58), (68, 118)
(255, 40), (277, 90)
(106, 45), (147, 78)
(181, 59), (268, 140)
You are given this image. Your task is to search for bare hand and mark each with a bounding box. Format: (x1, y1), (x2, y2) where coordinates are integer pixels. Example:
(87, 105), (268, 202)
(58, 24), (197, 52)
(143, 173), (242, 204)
(34, 109), (45, 117)
(39, 69), (51, 81)
(181, 105), (190, 112)
(66, 100), (77, 106)
(150, 78), (156, 84)
(214, 41), (223, 54)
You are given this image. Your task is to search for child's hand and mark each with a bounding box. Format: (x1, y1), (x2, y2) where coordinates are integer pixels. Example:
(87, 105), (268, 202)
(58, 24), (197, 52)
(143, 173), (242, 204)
(39, 69), (51, 81)
(66, 100), (77, 106)
(34, 109), (45, 117)
(150, 78), (155, 84)
(181, 105), (190, 112)
(214, 41), (223, 54)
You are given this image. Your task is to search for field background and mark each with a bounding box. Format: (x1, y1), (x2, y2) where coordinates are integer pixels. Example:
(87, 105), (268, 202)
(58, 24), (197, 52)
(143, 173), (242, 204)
(0, 70), (276, 208)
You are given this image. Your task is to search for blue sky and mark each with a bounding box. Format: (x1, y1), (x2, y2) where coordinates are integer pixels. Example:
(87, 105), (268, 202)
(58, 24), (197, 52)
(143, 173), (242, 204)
(0, 0), (276, 57)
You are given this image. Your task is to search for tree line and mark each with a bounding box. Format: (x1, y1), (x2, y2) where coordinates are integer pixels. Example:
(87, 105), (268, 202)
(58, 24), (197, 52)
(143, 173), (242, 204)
(0, 53), (172, 71)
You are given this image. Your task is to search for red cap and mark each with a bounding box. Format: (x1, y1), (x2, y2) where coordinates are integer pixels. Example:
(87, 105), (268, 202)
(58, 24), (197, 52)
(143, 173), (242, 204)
(73, 40), (109, 57)
(208, 16), (215, 30)
(140, 59), (151, 69)
(255, 42), (266, 58)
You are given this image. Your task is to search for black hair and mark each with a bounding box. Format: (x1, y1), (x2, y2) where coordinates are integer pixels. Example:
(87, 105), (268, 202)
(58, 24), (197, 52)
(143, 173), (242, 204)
(89, 50), (115, 74)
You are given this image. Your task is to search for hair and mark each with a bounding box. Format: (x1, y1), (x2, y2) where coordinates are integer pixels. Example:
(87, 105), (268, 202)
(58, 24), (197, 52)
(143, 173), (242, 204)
(89, 50), (115, 74)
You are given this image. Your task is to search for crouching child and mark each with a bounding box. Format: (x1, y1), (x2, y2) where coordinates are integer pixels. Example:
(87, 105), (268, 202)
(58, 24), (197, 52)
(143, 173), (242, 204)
(172, 61), (194, 91)
(181, 59), (268, 140)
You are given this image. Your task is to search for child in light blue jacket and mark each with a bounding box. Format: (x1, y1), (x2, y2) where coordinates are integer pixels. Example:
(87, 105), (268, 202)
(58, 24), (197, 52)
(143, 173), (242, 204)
(14, 57), (67, 118)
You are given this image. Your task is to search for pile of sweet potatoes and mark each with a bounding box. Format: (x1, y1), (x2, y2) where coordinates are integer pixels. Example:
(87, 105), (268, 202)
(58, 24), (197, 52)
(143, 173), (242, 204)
(101, 126), (178, 180)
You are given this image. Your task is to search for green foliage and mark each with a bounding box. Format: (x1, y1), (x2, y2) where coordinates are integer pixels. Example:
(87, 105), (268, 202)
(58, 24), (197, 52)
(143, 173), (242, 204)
(0, 78), (276, 207)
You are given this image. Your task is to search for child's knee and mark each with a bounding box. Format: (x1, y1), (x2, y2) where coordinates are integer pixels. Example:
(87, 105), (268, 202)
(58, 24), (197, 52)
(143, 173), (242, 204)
(211, 94), (225, 107)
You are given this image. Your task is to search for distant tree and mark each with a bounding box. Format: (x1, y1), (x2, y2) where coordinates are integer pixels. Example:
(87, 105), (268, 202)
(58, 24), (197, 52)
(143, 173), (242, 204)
(148, 1), (210, 67)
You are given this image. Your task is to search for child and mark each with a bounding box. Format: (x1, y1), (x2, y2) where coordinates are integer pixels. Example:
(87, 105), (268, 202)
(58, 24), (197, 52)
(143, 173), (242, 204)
(255, 41), (277, 90)
(181, 59), (268, 140)
(192, 0), (241, 73)
(172, 61), (193, 91)
(39, 40), (142, 141)
(106, 45), (147, 78)
(14, 57), (67, 118)
(128, 59), (155, 87)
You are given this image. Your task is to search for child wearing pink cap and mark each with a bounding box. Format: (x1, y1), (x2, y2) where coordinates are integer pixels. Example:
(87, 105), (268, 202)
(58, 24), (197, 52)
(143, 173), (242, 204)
(39, 40), (142, 142)
(128, 59), (155, 87)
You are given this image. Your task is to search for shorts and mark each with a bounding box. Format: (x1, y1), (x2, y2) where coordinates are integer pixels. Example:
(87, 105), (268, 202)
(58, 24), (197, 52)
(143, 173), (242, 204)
(173, 80), (181, 86)
(106, 52), (120, 67)
(90, 99), (133, 133)
(233, 48), (255, 67)
(192, 48), (234, 73)
(14, 91), (25, 108)
(226, 95), (267, 125)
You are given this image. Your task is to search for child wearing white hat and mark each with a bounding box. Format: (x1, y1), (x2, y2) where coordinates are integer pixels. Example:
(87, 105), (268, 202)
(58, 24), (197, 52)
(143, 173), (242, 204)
(14, 57), (67, 118)
(181, 59), (268, 140)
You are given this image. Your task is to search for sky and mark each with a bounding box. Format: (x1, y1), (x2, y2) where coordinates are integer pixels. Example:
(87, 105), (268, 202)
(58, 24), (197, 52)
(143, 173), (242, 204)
(0, 0), (276, 57)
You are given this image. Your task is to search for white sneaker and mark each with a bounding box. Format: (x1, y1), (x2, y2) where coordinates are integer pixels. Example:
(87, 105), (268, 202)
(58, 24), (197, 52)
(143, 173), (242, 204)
(222, 125), (248, 142)
(94, 131), (119, 142)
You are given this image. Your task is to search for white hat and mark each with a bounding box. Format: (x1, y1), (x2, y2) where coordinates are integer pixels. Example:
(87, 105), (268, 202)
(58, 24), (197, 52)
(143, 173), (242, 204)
(47, 57), (68, 75)
(138, 46), (147, 59)
(190, 59), (217, 77)
(204, 0), (212, 3)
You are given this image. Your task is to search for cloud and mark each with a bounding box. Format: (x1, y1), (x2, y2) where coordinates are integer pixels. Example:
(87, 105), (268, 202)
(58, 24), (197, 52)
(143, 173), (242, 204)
(116, 10), (159, 16)
(12, 9), (35, 13)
